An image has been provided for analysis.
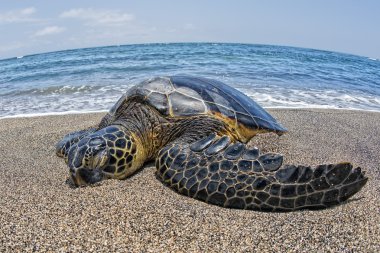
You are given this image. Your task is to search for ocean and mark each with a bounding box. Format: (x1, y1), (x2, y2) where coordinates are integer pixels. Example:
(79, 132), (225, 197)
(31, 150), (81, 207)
(0, 43), (379, 118)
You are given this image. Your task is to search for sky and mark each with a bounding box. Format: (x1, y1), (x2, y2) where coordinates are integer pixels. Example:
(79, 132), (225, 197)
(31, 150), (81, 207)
(0, 0), (379, 59)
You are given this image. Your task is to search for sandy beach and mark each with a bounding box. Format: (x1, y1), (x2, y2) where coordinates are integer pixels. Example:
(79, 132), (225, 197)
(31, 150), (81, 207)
(0, 109), (379, 252)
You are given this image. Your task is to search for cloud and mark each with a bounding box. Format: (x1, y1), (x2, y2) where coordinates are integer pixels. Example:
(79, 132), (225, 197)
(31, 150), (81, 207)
(0, 42), (25, 53)
(0, 7), (37, 24)
(20, 8), (36, 15)
(33, 26), (66, 37)
(184, 23), (195, 30)
(60, 8), (134, 26)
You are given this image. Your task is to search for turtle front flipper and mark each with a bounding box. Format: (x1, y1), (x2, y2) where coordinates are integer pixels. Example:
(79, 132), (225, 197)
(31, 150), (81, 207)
(56, 128), (97, 159)
(155, 134), (368, 211)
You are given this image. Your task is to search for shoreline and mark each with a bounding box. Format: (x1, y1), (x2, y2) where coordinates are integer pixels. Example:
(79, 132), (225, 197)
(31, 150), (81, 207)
(1, 106), (380, 120)
(0, 109), (379, 251)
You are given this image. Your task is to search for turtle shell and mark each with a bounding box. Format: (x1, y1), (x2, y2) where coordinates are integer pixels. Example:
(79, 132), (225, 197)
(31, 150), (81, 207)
(111, 76), (287, 142)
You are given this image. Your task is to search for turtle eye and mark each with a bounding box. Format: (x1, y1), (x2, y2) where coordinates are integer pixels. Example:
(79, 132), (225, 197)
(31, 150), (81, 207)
(89, 148), (109, 170)
(86, 137), (108, 168)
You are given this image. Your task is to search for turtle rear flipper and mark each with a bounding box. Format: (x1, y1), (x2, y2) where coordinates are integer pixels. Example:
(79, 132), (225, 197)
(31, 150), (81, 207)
(155, 134), (368, 211)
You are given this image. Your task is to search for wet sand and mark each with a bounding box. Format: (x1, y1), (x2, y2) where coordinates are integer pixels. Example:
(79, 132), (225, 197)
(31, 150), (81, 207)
(0, 109), (379, 252)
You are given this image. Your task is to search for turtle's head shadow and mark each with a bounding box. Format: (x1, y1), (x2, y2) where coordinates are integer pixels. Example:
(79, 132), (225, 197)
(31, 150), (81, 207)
(65, 177), (77, 189)
(65, 177), (104, 189)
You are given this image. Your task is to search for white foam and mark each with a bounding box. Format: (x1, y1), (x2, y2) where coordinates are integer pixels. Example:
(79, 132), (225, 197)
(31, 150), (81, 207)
(0, 110), (108, 120)
(265, 105), (380, 112)
(1, 84), (380, 119)
(242, 86), (380, 111)
(2, 106), (379, 121)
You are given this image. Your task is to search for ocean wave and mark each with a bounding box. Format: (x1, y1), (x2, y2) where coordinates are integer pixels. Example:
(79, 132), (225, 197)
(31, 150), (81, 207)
(2, 105), (379, 120)
(0, 43), (380, 117)
(246, 88), (380, 110)
(1, 87), (379, 119)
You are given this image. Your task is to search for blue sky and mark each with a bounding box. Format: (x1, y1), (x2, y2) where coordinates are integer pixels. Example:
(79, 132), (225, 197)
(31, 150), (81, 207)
(0, 0), (379, 59)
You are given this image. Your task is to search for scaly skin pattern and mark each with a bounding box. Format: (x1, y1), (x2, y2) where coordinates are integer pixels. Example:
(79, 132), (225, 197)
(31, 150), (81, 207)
(155, 134), (368, 211)
(56, 128), (97, 160)
(55, 101), (156, 185)
(66, 126), (143, 184)
(56, 102), (368, 211)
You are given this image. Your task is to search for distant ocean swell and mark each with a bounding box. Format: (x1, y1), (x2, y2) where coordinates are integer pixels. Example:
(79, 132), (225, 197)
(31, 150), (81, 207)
(0, 43), (379, 118)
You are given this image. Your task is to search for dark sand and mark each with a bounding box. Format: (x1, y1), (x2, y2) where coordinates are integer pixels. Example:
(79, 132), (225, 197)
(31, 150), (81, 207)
(0, 109), (379, 252)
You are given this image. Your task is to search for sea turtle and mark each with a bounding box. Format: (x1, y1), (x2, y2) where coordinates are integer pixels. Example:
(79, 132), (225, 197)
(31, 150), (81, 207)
(56, 76), (368, 211)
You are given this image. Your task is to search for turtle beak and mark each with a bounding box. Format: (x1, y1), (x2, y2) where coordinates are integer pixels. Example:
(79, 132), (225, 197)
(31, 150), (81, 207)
(66, 134), (110, 187)
(69, 149), (109, 187)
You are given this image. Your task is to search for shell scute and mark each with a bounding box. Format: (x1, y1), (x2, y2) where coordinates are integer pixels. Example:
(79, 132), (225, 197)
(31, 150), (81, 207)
(146, 92), (169, 115)
(139, 76), (174, 94)
(114, 75), (287, 141)
(169, 92), (207, 116)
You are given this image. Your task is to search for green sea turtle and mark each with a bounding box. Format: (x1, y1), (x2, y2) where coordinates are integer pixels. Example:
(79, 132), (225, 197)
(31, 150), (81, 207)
(56, 76), (367, 211)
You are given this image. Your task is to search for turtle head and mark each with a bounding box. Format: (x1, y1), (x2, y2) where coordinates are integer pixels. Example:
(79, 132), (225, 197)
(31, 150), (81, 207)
(65, 125), (143, 187)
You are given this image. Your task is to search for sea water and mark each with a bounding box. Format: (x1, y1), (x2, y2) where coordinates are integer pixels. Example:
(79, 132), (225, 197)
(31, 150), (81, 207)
(0, 43), (379, 118)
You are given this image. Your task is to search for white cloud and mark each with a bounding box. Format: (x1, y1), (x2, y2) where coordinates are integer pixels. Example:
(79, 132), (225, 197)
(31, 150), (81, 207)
(0, 42), (25, 53)
(184, 23), (195, 30)
(60, 8), (134, 26)
(20, 7), (36, 15)
(33, 26), (66, 37)
(0, 7), (37, 23)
